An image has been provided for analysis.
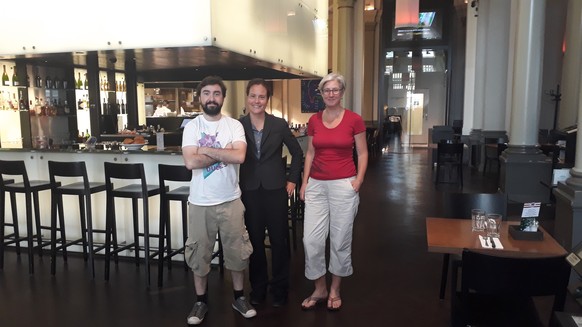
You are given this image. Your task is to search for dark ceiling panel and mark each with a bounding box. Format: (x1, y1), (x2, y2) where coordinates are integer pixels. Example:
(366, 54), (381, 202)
(7, 46), (317, 82)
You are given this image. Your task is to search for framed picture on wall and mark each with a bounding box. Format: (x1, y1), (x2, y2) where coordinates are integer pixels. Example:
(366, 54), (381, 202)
(301, 80), (325, 113)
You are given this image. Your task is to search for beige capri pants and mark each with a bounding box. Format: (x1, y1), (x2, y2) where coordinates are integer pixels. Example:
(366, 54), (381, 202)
(303, 176), (360, 280)
(185, 198), (253, 276)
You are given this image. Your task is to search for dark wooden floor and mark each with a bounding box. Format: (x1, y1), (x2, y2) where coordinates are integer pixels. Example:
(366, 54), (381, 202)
(1, 140), (580, 327)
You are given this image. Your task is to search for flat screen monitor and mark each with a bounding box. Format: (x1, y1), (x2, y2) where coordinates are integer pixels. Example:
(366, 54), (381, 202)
(392, 11), (443, 41)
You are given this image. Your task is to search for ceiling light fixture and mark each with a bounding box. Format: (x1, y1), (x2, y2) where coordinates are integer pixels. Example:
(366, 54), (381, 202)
(394, 0), (419, 29)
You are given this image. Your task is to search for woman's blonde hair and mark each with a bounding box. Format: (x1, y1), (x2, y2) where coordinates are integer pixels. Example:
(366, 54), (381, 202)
(318, 72), (346, 93)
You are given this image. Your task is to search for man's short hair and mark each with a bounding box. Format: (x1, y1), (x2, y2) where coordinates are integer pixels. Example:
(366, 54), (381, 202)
(197, 76), (227, 98)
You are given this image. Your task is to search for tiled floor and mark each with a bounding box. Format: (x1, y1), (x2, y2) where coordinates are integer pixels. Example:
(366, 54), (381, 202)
(0, 141), (580, 327)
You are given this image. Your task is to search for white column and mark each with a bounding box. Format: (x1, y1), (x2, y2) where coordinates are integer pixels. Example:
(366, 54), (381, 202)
(472, 0), (488, 132)
(568, 2), (582, 182)
(352, 0), (364, 115)
(482, 0), (511, 131)
(462, 3), (478, 135)
(334, 0), (355, 110)
(559, 0), (582, 129)
(508, 0), (546, 146)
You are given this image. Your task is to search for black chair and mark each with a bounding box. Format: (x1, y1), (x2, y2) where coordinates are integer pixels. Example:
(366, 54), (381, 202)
(0, 160), (57, 274)
(157, 164), (224, 287)
(48, 161), (106, 278)
(367, 129), (379, 157)
(435, 142), (464, 187)
(451, 249), (570, 327)
(483, 137), (508, 175)
(103, 162), (165, 286)
(0, 178), (21, 257)
(437, 192), (507, 300)
(283, 156), (302, 252)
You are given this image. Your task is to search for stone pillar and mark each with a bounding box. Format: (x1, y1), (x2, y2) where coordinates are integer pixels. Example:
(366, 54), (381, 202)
(466, 1), (511, 169)
(482, 0), (510, 133)
(462, 2), (478, 136)
(554, 0), (582, 253)
(500, 0), (551, 203)
(333, 0), (355, 109)
(558, 0), (582, 129)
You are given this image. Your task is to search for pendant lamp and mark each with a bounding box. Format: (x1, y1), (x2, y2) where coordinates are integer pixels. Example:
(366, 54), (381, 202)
(395, 0), (420, 29)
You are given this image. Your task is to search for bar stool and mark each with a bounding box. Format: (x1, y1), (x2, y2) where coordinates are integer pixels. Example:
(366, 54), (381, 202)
(1, 178), (24, 256)
(48, 161), (106, 278)
(0, 160), (55, 274)
(103, 162), (165, 286)
(157, 164), (223, 287)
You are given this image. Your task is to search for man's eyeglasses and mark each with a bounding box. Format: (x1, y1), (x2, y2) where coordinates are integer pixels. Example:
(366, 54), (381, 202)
(322, 88), (343, 95)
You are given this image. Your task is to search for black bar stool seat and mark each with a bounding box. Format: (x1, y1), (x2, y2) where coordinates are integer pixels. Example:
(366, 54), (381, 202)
(0, 160), (56, 274)
(157, 164), (224, 287)
(48, 161), (106, 278)
(104, 162), (165, 287)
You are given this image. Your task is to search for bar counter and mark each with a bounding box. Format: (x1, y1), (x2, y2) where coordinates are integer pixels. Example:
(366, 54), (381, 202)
(0, 146), (186, 260)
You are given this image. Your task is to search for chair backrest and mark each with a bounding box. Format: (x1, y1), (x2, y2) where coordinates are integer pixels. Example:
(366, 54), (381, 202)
(460, 249), (570, 311)
(436, 142), (464, 163)
(0, 160), (30, 188)
(104, 162), (147, 193)
(48, 161), (90, 189)
(158, 164), (191, 189)
(440, 192), (507, 220)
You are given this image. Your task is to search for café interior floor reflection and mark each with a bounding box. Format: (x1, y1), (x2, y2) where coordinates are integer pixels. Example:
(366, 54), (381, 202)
(0, 145), (580, 327)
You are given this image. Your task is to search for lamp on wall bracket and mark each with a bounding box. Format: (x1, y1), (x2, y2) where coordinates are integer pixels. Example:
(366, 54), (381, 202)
(394, 0), (419, 29)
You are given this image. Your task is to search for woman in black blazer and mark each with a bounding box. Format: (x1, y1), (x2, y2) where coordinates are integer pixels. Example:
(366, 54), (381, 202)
(239, 78), (303, 307)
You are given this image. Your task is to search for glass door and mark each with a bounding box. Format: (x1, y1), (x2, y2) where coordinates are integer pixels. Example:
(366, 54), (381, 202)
(384, 49), (448, 147)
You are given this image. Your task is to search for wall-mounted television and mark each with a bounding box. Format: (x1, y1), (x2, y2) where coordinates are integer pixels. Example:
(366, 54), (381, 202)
(392, 11), (442, 42)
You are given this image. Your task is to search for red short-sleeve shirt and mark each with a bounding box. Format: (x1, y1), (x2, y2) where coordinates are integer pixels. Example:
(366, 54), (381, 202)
(307, 109), (366, 180)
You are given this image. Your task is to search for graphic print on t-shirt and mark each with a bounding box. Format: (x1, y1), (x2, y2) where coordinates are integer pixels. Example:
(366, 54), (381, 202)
(198, 132), (226, 178)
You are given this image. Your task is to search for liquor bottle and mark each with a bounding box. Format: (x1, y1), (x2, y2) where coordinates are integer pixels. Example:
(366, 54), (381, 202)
(45, 75), (52, 89)
(35, 68), (42, 88)
(12, 66), (19, 86)
(102, 97), (108, 114)
(121, 99), (126, 114)
(76, 72), (83, 89)
(11, 93), (18, 110)
(121, 78), (126, 92)
(53, 76), (60, 89)
(84, 73), (88, 90)
(64, 100), (70, 114)
(2, 65), (9, 86)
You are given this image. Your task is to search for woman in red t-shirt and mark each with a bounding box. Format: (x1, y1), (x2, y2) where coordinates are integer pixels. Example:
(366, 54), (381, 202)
(299, 73), (368, 311)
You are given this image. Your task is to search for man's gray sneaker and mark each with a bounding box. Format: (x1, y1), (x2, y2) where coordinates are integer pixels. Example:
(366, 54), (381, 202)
(232, 296), (257, 318)
(187, 302), (208, 325)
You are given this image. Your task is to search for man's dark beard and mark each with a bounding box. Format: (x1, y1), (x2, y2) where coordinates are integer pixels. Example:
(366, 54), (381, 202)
(202, 102), (222, 116)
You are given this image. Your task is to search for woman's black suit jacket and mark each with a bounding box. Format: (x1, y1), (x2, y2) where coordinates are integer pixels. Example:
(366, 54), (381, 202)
(239, 113), (303, 191)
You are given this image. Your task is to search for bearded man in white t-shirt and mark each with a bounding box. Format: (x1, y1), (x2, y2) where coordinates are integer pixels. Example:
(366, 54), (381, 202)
(181, 76), (256, 325)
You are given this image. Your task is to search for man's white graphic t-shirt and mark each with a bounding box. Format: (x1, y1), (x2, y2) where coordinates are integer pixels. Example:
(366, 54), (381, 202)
(182, 115), (246, 206)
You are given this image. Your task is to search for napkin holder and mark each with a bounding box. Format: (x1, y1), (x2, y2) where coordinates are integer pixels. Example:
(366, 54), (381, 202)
(508, 225), (543, 241)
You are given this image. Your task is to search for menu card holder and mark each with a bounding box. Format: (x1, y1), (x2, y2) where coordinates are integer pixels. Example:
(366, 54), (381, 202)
(508, 225), (543, 241)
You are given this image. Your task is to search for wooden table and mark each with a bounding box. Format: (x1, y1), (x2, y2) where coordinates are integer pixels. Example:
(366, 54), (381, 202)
(426, 217), (566, 257)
